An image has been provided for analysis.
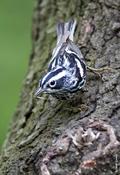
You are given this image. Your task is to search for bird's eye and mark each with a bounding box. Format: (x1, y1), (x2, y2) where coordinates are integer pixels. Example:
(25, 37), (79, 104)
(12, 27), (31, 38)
(49, 80), (56, 87)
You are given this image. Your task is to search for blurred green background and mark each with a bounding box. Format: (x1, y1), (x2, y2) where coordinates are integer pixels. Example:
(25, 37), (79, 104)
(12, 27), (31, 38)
(0, 1), (33, 148)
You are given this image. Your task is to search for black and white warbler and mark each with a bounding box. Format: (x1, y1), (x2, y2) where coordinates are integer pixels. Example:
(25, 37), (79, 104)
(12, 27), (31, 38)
(35, 19), (86, 99)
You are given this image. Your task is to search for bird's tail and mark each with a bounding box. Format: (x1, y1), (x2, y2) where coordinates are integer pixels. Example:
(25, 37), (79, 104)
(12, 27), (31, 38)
(56, 19), (76, 44)
(52, 19), (77, 57)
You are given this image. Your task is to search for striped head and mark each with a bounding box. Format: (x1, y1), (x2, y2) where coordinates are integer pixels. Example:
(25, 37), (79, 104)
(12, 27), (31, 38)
(35, 66), (86, 96)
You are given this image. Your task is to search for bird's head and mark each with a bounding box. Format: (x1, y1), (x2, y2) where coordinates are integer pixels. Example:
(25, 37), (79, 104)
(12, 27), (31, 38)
(35, 66), (84, 97)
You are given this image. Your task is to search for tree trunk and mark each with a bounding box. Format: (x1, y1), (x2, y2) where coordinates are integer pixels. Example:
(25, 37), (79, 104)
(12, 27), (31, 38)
(0, 0), (120, 174)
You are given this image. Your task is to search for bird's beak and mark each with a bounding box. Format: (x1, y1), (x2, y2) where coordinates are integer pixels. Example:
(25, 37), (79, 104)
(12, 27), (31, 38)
(34, 87), (43, 96)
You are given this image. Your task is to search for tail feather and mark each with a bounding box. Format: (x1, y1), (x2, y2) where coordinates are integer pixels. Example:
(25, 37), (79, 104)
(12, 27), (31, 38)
(57, 22), (64, 36)
(52, 19), (77, 58)
(57, 19), (76, 44)
(68, 19), (76, 41)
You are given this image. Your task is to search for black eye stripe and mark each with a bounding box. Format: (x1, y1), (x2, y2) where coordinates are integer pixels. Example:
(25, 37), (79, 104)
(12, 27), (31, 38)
(51, 76), (65, 89)
(42, 68), (65, 87)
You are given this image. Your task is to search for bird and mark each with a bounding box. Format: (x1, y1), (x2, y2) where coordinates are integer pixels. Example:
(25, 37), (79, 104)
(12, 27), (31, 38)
(35, 19), (86, 99)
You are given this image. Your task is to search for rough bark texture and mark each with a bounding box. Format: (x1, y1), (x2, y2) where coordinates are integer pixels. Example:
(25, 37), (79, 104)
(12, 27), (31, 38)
(0, 0), (120, 174)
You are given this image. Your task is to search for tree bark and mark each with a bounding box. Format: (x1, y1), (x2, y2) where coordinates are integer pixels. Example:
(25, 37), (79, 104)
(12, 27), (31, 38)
(0, 0), (120, 174)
